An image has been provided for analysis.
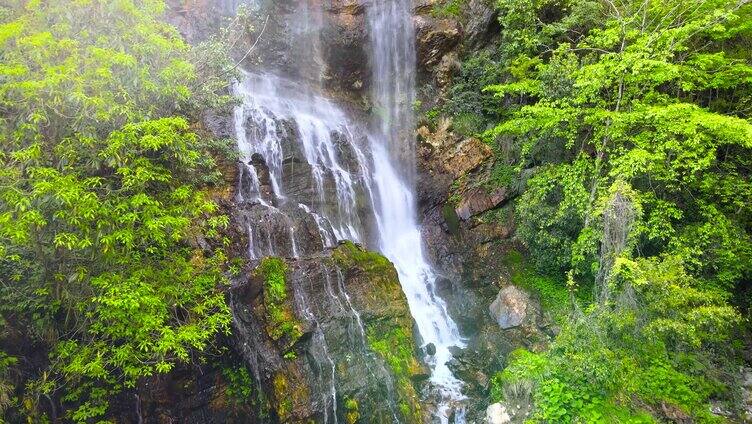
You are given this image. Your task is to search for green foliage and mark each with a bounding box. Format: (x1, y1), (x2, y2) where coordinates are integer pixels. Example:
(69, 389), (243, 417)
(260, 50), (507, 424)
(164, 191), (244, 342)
(515, 159), (595, 277)
(444, 52), (505, 130)
(222, 366), (254, 404)
(482, 0), (752, 420)
(502, 250), (576, 322)
(0, 0), (236, 420)
(483, 162), (515, 191)
(486, 0), (752, 288)
(0, 351), (16, 417)
(452, 112), (486, 137)
(431, 0), (466, 18)
(495, 257), (739, 422)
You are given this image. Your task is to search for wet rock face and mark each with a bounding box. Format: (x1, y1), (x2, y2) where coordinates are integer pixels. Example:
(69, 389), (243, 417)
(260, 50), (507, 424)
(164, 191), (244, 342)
(321, 1), (369, 98)
(455, 187), (508, 221)
(102, 358), (257, 424)
(465, 0), (501, 48)
(228, 243), (425, 423)
(164, 0), (237, 43)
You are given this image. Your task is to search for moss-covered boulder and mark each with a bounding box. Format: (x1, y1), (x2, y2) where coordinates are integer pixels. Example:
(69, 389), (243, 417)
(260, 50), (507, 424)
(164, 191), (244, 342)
(229, 243), (426, 423)
(332, 241), (426, 423)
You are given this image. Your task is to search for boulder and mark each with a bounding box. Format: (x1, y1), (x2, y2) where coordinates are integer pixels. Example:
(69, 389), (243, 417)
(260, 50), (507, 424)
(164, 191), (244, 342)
(489, 286), (531, 329)
(486, 403), (512, 424)
(417, 124), (492, 178)
(444, 137), (493, 178)
(228, 244), (426, 423)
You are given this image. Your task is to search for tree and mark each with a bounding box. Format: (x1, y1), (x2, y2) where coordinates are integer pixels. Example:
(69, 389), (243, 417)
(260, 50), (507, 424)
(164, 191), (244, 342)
(485, 0), (752, 420)
(0, 1), (234, 420)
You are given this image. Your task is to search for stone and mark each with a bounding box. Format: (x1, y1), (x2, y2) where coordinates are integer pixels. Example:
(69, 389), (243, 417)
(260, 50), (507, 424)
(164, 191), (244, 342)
(465, 0), (500, 48)
(489, 286), (531, 329)
(321, 1), (369, 97)
(486, 403), (511, 424)
(455, 187), (508, 221)
(444, 137), (493, 178)
(436, 51), (461, 91)
(228, 244), (426, 423)
(414, 15), (462, 71)
(426, 342), (437, 356)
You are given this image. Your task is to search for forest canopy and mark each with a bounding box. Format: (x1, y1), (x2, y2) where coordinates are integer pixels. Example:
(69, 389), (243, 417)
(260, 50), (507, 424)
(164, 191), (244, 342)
(473, 0), (752, 421)
(0, 0), (235, 421)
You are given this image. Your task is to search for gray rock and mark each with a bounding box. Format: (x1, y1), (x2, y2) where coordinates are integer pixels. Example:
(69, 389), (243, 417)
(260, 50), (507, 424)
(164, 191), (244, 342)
(414, 15), (462, 72)
(489, 286), (531, 329)
(486, 403), (511, 424)
(466, 0), (500, 48)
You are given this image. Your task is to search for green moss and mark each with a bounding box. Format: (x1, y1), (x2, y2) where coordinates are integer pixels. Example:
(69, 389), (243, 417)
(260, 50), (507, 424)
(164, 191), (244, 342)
(442, 203), (461, 236)
(333, 241), (394, 278)
(257, 258), (303, 347)
(368, 327), (421, 379)
(272, 370), (311, 422)
(344, 397), (360, 424)
(431, 0), (466, 18)
(502, 250), (583, 323)
(273, 373), (293, 421)
(334, 242), (422, 422)
(448, 174), (467, 207)
(367, 327), (422, 423)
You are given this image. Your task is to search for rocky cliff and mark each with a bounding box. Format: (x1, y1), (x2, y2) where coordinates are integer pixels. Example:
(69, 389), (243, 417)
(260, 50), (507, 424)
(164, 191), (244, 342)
(138, 1), (553, 423)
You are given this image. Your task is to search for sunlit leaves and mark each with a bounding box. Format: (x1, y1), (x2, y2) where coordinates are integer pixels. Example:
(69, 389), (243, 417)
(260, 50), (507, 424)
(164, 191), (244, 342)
(485, 0), (752, 420)
(0, 1), (234, 421)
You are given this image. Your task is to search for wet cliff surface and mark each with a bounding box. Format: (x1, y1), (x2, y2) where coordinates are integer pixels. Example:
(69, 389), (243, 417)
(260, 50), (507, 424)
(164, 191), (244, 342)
(136, 1), (553, 423)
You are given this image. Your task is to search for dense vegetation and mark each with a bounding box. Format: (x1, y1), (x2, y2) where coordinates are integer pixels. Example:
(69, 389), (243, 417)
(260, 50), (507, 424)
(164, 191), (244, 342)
(463, 0), (752, 421)
(0, 0), (236, 421)
(1, 0), (750, 422)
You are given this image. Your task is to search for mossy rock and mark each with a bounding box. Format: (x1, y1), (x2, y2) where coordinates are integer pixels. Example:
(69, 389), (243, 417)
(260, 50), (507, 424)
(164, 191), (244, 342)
(332, 241), (408, 316)
(271, 367), (313, 423)
(256, 257), (304, 350)
(332, 242), (424, 422)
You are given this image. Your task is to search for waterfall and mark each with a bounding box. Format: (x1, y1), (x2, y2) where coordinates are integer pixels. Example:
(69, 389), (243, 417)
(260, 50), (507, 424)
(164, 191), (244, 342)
(233, 72), (368, 247)
(366, 1), (467, 422)
(232, 0), (467, 420)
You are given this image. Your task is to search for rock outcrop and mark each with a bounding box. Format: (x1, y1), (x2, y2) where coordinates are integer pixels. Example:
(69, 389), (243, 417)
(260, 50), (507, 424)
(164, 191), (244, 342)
(229, 243), (425, 423)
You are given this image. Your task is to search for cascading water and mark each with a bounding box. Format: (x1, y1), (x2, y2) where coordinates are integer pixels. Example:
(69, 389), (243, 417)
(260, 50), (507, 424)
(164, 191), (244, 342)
(233, 71), (369, 249)
(232, 0), (467, 421)
(366, 1), (467, 422)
